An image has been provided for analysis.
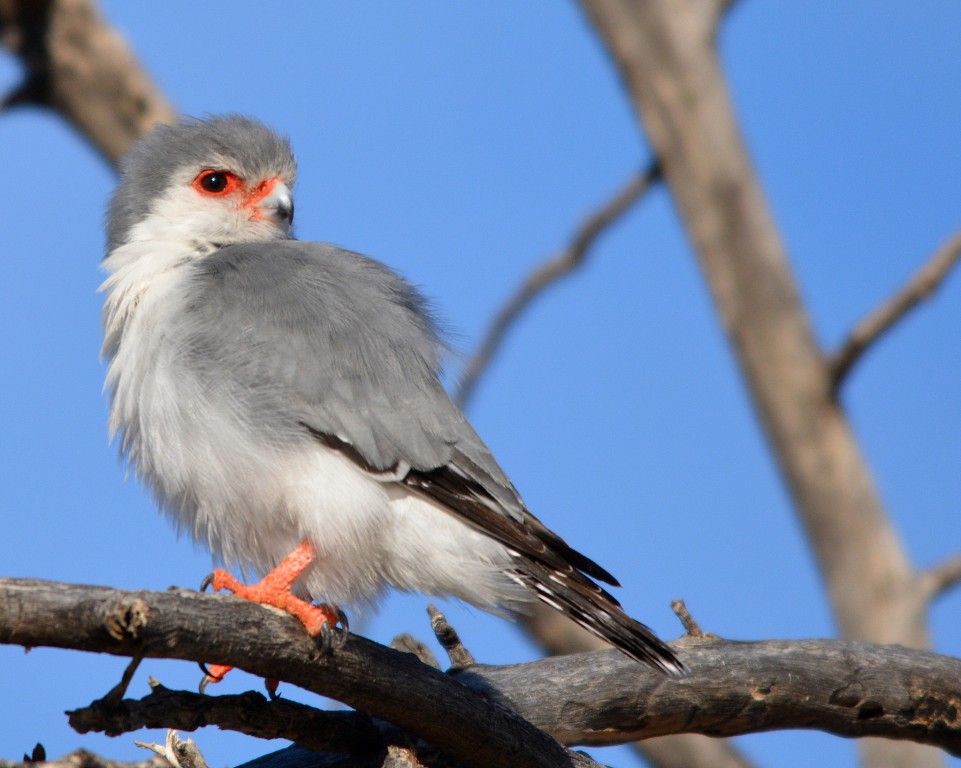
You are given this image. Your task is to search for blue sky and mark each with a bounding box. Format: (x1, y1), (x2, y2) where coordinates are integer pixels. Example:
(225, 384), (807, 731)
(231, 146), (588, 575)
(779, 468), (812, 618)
(1, 3), (960, 767)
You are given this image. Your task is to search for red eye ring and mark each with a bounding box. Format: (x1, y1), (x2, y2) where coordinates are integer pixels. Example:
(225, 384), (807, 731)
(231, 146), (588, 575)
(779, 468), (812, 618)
(193, 169), (241, 197)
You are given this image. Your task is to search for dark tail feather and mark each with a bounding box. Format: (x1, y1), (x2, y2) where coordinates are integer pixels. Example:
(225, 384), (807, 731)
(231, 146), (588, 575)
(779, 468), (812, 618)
(514, 560), (686, 677)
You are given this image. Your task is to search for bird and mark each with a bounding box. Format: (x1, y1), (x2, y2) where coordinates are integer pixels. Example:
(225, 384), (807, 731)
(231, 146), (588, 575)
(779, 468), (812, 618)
(100, 115), (684, 683)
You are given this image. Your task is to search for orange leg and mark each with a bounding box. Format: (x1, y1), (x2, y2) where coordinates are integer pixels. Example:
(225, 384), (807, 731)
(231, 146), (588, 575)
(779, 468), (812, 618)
(200, 539), (343, 691)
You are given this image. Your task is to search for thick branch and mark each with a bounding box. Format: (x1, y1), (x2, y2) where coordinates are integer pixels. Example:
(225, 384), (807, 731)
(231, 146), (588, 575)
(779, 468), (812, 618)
(454, 162), (660, 408)
(577, 0), (921, 643)
(574, 5), (940, 765)
(2, 579), (960, 759)
(520, 603), (757, 768)
(829, 227), (961, 391)
(0, 0), (175, 165)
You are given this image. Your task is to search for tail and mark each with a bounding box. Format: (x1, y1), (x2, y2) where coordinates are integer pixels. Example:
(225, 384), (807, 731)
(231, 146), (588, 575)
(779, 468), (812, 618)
(513, 558), (686, 677)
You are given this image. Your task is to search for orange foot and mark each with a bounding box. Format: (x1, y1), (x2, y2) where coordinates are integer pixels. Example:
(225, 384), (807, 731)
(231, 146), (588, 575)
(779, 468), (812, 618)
(198, 539), (347, 694)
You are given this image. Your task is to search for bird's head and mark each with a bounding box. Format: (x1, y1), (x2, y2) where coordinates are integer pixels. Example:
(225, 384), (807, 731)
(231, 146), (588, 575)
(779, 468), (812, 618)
(106, 115), (298, 254)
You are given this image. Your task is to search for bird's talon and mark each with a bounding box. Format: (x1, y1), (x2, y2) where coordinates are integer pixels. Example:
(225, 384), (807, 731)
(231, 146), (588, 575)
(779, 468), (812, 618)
(332, 611), (349, 650)
(319, 621), (334, 655)
(199, 573), (215, 593)
(265, 678), (280, 699)
(198, 661), (232, 693)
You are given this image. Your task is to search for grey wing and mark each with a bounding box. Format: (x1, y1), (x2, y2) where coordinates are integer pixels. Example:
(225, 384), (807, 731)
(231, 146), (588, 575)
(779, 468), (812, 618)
(184, 240), (684, 674)
(183, 240), (613, 576)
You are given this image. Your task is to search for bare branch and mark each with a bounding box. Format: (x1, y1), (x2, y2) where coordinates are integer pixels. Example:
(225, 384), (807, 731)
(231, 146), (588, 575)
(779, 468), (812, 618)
(670, 599), (712, 638)
(71, 681), (588, 768)
(3, 578), (961, 759)
(0, 578), (579, 768)
(454, 162), (660, 408)
(0, 0), (175, 166)
(576, 6), (943, 765)
(920, 552), (961, 603)
(519, 603), (755, 768)
(829, 227), (961, 392)
(70, 681), (385, 756)
(427, 605), (475, 669)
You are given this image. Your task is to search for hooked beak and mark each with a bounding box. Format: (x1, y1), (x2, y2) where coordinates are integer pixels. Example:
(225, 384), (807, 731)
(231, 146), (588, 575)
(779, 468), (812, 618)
(249, 180), (294, 224)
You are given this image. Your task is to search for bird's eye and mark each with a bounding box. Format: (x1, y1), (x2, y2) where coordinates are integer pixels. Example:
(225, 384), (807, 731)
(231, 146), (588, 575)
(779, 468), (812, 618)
(201, 172), (228, 192)
(193, 169), (240, 196)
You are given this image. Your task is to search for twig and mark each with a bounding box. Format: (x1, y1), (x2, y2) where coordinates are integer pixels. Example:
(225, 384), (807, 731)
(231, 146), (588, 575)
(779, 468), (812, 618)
(829, 227), (961, 392)
(427, 605), (475, 669)
(454, 162), (661, 408)
(101, 650), (144, 706)
(920, 552), (961, 603)
(671, 599), (712, 638)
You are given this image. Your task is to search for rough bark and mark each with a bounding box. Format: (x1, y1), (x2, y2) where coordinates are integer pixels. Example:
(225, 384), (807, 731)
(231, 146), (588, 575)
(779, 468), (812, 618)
(524, 602), (759, 768)
(2, 579), (960, 763)
(576, 2), (945, 766)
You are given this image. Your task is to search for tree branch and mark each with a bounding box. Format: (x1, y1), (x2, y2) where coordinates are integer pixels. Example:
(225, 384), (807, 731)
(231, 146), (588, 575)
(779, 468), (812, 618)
(575, 4), (943, 766)
(454, 162), (660, 408)
(0, 578), (582, 768)
(2, 578), (961, 761)
(69, 680), (467, 768)
(70, 682), (384, 756)
(0, 0), (175, 166)
(920, 552), (961, 603)
(520, 603), (757, 768)
(829, 227), (961, 392)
